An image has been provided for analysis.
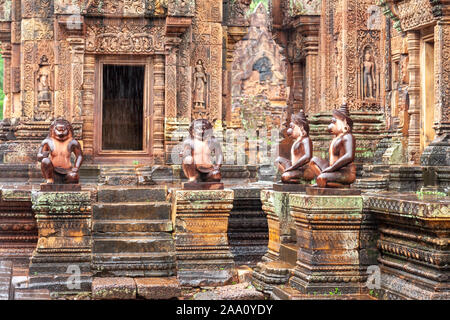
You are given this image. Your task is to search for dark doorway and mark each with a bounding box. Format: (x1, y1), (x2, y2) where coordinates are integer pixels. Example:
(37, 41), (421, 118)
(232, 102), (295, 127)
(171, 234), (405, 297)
(102, 64), (145, 151)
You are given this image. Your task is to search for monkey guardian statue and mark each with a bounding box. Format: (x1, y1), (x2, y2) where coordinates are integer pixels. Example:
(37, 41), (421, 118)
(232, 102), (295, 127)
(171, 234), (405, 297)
(181, 119), (223, 183)
(37, 118), (83, 185)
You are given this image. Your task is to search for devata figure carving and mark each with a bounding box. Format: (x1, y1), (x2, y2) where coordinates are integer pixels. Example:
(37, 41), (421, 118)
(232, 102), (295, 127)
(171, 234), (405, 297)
(275, 110), (314, 183)
(309, 104), (356, 188)
(193, 60), (207, 108)
(363, 50), (375, 99)
(37, 118), (83, 184)
(181, 119), (223, 183)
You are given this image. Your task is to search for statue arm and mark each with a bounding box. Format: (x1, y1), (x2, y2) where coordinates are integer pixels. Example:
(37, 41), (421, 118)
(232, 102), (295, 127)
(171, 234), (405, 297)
(71, 140), (83, 172)
(37, 140), (51, 162)
(323, 135), (355, 173)
(287, 138), (312, 171)
(180, 139), (193, 160)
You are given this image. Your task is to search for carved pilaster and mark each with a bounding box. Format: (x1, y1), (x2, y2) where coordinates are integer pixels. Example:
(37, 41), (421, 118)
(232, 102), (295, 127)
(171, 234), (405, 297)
(303, 32), (319, 114)
(225, 26), (247, 125)
(67, 37), (85, 122)
(406, 31), (421, 164)
(153, 54), (165, 164)
(82, 54), (95, 161)
(1, 41), (12, 118)
(421, 18), (450, 166)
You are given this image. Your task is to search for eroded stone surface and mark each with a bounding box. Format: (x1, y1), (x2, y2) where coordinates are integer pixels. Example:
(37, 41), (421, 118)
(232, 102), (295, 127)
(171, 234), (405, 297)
(135, 277), (181, 300)
(92, 278), (136, 300)
(194, 283), (264, 300)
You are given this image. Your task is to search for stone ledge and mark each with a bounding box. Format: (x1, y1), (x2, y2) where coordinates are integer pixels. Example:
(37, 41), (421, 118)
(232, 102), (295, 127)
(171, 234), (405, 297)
(135, 277), (181, 300)
(92, 277), (136, 300)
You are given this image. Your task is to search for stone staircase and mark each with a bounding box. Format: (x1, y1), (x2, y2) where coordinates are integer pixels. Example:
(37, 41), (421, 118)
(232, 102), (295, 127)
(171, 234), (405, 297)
(353, 164), (390, 192)
(92, 186), (176, 277)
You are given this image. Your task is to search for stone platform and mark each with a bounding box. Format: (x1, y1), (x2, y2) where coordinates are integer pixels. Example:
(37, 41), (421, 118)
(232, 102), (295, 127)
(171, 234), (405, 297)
(260, 189), (296, 262)
(0, 187), (37, 265)
(286, 193), (368, 295)
(172, 189), (236, 287)
(366, 192), (450, 300)
(272, 183), (307, 193)
(29, 191), (93, 294)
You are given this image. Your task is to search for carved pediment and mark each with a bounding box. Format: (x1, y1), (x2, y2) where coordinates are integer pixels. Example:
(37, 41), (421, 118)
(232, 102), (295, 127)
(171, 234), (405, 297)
(86, 19), (165, 54)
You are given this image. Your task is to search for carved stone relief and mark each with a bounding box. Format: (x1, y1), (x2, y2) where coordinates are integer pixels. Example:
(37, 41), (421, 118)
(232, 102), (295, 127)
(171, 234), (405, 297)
(85, 19), (165, 54)
(34, 55), (53, 121)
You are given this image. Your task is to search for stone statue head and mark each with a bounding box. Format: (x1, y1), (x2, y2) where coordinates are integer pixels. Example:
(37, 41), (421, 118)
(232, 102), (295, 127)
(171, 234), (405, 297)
(49, 118), (74, 142)
(189, 119), (214, 141)
(330, 103), (353, 134)
(288, 110), (309, 138)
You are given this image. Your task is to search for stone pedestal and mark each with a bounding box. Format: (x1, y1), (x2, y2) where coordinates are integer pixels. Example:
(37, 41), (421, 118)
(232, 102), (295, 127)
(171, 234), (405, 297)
(0, 187), (37, 265)
(172, 190), (236, 287)
(287, 193), (366, 294)
(367, 193), (450, 300)
(29, 191), (92, 295)
(260, 190), (296, 262)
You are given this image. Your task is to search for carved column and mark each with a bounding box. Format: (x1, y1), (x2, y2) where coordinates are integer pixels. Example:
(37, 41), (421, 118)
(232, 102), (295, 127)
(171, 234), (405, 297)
(421, 18), (450, 166)
(164, 38), (181, 163)
(406, 31), (421, 164)
(225, 27), (248, 126)
(67, 37), (85, 123)
(304, 33), (319, 114)
(82, 54), (95, 161)
(0, 42), (12, 118)
(291, 62), (304, 113)
(153, 55), (166, 164)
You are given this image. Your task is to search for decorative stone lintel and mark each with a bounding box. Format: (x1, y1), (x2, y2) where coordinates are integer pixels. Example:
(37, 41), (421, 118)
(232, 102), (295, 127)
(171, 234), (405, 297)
(172, 189), (236, 287)
(288, 193), (366, 295)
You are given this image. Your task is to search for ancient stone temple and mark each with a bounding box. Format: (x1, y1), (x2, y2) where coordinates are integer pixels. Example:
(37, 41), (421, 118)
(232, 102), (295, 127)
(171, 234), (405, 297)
(0, 0), (448, 302)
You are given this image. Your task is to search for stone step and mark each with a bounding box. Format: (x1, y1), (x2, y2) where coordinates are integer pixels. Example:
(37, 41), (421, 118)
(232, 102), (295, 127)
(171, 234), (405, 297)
(271, 285), (376, 300)
(14, 289), (51, 300)
(28, 262), (92, 274)
(0, 261), (13, 300)
(93, 220), (173, 234)
(97, 186), (167, 203)
(280, 243), (299, 266)
(135, 277), (181, 300)
(93, 235), (174, 254)
(28, 273), (92, 294)
(93, 202), (171, 220)
(92, 253), (176, 277)
(92, 277), (136, 300)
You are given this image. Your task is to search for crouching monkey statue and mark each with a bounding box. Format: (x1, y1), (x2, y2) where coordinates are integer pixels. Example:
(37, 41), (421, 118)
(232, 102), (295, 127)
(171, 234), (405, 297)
(37, 118), (83, 185)
(181, 119), (223, 184)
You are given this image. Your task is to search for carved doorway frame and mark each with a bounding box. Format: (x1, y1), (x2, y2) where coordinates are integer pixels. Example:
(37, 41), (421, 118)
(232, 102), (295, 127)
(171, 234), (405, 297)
(93, 55), (154, 163)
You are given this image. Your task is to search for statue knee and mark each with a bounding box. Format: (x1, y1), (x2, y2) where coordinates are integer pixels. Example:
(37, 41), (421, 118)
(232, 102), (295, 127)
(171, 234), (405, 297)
(183, 156), (194, 165)
(281, 172), (291, 183)
(316, 175), (327, 188)
(66, 172), (79, 184)
(41, 157), (52, 166)
(211, 171), (221, 182)
(303, 167), (315, 181)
